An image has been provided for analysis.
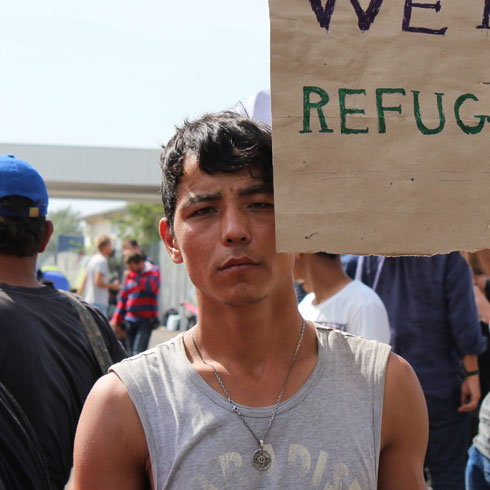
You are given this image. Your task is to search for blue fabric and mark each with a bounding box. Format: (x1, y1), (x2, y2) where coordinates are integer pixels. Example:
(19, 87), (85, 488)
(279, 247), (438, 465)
(342, 254), (358, 279)
(41, 270), (71, 291)
(126, 318), (152, 356)
(466, 445), (490, 489)
(0, 155), (49, 217)
(425, 389), (471, 489)
(358, 253), (486, 398)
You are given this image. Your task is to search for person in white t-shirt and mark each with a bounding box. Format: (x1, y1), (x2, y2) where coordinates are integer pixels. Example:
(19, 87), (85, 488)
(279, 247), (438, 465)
(294, 252), (390, 343)
(80, 234), (119, 317)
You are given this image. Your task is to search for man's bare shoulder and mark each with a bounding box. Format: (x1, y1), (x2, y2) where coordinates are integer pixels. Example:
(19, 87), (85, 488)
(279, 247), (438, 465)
(385, 351), (421, 389)
(73, 373), (151, 490)
(379, 352), (428, 489)
(382, 352), (428, 432)
(84, 371), (135, 413)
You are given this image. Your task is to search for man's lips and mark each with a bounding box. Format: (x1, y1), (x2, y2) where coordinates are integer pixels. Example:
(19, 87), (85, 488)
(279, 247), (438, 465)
(218, 257), (260, 271)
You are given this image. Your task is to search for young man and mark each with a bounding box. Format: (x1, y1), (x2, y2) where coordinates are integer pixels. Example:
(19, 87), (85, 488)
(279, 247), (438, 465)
(80, 234), (120, 317)
(294, 252), (391, 343)
(0, 155), (126, 489)
(110, 251), (160, 355)
(122, 238), (155, 268)
(73, 112), (428, 489)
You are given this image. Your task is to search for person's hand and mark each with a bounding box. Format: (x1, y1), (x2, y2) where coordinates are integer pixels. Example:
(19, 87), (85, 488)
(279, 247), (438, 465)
(110, 320), (126, 341)
(458, 375), (481, 412)
(110, 280), (120, 291)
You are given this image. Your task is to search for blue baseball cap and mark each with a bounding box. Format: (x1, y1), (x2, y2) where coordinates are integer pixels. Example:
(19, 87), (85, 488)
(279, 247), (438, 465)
(0, 155), (49, 217)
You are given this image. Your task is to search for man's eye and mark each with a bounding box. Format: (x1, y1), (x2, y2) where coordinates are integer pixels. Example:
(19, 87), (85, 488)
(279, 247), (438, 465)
(193, 207), (215, 217)
(250, 202), (274, 209)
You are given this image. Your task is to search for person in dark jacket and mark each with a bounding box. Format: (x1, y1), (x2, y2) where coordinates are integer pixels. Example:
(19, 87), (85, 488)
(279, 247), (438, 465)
(357, 253), (487, 490)
(0, 155), (127, 489)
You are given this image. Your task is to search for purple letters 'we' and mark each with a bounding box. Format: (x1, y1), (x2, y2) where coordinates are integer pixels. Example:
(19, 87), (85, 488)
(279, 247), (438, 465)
(309, 0), (490, 34)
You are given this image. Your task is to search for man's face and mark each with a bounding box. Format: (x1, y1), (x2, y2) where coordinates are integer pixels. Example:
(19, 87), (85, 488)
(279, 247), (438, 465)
(161, 156), (294, 307)
(122, 243), (141, 257)
(127, 260), (144, 274)
(101, 241), (114, 257)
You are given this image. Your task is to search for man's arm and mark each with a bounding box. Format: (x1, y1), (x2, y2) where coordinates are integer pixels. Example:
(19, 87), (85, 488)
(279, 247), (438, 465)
(72, 373), (151, 490)
(445, 253), (486, 410)
(110, 284), (128, 327)
(94, 271), (120, 291)
(459, 354), (481, 413)
(77, 272), (87, 297)
(110, 292), (128, 341)
(378, 353), (428, 489)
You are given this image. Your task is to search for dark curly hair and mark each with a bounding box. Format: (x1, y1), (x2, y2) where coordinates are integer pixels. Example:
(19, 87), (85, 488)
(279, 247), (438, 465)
(160, 111), (273, 234)
(0, 196), (47, 257)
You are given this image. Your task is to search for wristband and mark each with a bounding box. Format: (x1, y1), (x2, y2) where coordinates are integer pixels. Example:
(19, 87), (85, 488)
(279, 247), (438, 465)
(463, 369), (479, 378)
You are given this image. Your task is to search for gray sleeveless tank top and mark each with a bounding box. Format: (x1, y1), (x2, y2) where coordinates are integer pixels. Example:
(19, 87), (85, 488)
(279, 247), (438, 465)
(111, 325), (390, 490)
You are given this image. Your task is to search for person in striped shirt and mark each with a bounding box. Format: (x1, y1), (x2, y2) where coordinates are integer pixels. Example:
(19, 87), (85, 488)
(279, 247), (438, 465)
(110, 251), (160, 355)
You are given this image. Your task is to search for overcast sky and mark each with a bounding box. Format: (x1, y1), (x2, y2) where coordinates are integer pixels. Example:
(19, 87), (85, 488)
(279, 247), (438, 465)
(0, 0), (270, 214)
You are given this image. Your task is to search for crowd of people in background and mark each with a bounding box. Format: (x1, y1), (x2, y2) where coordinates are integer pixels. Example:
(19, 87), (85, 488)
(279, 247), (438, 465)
(74, 236), (161, 357)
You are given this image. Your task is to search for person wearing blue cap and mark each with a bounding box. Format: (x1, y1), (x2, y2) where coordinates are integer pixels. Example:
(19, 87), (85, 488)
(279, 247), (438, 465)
(0, 155), (127, 489)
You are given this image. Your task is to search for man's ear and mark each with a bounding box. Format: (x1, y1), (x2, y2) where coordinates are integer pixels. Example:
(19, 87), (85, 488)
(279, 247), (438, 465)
(39, 220), (54, 253)
(159, 218), (183, 264)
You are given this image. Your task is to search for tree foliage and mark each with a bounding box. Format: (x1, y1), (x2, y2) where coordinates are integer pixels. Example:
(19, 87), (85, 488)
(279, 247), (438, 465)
(111, 202), (163, 250)
(45, 206), (83, 257)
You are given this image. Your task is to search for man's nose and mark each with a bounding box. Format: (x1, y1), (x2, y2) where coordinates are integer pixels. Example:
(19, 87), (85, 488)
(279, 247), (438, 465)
(221, 207), (251, 245)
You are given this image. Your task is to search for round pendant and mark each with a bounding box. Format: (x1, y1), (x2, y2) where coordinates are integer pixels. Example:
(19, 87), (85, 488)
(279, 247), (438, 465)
(252, 448), (272, 471)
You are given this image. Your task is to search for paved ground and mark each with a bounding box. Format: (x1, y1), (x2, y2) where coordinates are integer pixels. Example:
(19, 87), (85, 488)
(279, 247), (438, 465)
(149, 325), (180, 348)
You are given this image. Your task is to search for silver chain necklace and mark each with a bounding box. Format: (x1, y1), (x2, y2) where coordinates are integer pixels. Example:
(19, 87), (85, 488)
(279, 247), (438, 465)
(191, 319), (306, 471)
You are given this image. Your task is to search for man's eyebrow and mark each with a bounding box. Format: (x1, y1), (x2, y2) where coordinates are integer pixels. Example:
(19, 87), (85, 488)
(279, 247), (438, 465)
(181, 192), (222, 209)
(237, 183), (273, 196)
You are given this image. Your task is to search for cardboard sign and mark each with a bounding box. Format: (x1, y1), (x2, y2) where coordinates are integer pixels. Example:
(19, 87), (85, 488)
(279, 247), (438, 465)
(269, 0), (490, 254)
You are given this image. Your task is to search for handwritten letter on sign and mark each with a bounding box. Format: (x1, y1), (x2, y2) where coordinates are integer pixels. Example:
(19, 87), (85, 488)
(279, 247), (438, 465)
(269, 0), (490, 255)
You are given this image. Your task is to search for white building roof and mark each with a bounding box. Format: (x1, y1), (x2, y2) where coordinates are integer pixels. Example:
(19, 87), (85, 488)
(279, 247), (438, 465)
(0, 142), (162, 202)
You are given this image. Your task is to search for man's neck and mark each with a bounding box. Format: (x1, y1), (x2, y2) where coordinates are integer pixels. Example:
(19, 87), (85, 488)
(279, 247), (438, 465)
(185, 283), (319, 407)
(309, 259), (352, 305)
(0, 255), (42, 287)
(192, 284), (306, 376)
